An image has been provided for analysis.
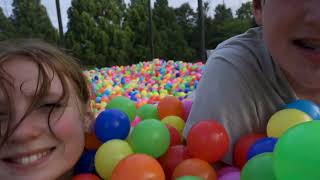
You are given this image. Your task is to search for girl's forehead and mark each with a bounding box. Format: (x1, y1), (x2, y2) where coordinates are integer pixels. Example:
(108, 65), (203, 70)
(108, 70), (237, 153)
(1, 57), (63, 97)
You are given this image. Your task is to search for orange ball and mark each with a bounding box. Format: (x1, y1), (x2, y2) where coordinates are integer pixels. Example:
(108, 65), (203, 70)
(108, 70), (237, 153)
(85, 133), (102, 150)
(111, 154), (165, 180)
(158, 96), (184, 119)
(172, 158), (217, 180)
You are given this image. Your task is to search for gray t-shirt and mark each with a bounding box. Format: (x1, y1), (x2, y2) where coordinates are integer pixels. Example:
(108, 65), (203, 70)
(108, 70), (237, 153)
(183, 27), (298, 165)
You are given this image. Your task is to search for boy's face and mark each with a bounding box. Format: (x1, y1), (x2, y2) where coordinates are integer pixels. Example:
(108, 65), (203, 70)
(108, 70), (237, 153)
(254, 0), (320, 92)
(0, 58), (85, 179)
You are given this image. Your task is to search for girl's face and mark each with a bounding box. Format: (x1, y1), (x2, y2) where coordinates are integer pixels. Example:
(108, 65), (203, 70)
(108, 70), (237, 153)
(0, 57), (85, 179)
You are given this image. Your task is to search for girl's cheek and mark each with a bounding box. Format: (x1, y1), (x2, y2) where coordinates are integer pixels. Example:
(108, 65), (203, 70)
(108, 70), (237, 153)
(52, 109), (84, 140)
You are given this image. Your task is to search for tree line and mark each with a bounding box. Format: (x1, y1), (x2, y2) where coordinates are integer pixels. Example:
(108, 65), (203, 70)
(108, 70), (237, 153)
(0, 0), (254, 67)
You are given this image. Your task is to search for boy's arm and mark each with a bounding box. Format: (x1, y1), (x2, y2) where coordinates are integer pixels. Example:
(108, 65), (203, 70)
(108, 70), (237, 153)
(183, 56), (260, 165)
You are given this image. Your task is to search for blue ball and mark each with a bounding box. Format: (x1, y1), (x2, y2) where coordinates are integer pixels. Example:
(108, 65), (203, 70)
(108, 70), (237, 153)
(95, 96), (102, 103)
(95, 109), (131, 143)
(247, 137), (278, 160)
(286, 99), (320, 120)
(74, 150), (96, 175)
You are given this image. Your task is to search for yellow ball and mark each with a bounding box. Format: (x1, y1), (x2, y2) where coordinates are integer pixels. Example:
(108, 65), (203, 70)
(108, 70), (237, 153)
(161, 116), (185, 134)
(95, 140), (133, 179)
(267, 109), (312, 138)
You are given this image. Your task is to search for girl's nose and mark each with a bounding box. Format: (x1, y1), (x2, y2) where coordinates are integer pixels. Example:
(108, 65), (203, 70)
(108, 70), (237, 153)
(8, 114), (44, 144)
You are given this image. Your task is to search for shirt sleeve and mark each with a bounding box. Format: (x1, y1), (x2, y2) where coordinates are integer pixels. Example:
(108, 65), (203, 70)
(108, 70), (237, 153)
(183, 52), (260, 165)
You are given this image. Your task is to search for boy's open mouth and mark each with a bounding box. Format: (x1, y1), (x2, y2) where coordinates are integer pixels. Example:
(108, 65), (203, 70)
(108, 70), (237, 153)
(293, 39), (320, 64)
(293, 39), (320, 51)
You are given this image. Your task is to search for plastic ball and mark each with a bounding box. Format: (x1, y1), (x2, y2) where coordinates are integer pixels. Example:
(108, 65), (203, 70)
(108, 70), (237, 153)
(233, 133), (265, 168)
(74, 150), (96, 175)
(166, 125), (183, 146)
(241, 153), (276, 180)
(187, 120), (229, 163)
(161, 116), (185, 134)
(85, 133), (102, 150)
(128, 119), (170, 158)
(267, 109), (312, 137)
(94, 140), (133, 179)
(106, 96), (137, 121)
(286, 99), (320, 120)
(158, 96), (184, 119)
(219, 171), (240, 180)
(111, 154), (165, 180)
(217, 167), (240, 178)
(131, 116), (141, 127)
(247, 137), (277, 160)
(172, 158), (217, 180)
(94, 109), (130, 143)
(72, 174), (100, 180)
(176, 176), (203, 180)
(137, 104), (159, 120)
(158, 145), (192, 179)
(273, 121), (320, 180)
(182, 99), (193, 121)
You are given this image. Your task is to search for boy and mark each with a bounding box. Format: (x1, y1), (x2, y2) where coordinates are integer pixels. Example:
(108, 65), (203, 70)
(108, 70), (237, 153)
(183, 0), (320, 165)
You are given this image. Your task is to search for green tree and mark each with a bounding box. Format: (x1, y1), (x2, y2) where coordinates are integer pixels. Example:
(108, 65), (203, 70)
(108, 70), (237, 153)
(174, 3), (197, 60)
(236, 1), (253, 20)
(236, 1), (257, 27)
(0, 7), (15, 40)
(153, 0), (194, 61)
(125, 0), (150, 63)
(206, 3), (252, 49)
(11, 0), (58, 43)
(214, 4), (233, 22)
(65, 0), (133, 67)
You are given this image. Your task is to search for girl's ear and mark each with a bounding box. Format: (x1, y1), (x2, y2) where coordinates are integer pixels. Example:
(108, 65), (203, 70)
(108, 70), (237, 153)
(83, 103), (96, 133)
(253, 0), (264, 25)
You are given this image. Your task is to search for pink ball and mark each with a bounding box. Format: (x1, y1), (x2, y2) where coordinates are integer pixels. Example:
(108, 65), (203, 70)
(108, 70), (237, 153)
(218, 171), (240, 180)
(131, 116), (141, 127)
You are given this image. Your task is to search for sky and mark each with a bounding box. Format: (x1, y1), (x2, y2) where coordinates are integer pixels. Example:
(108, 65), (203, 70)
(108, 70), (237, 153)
(0, 0), (251, 32)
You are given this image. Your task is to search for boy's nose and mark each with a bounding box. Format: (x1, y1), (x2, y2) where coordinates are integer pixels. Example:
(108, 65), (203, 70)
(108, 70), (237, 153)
(305, 2), (320, 30)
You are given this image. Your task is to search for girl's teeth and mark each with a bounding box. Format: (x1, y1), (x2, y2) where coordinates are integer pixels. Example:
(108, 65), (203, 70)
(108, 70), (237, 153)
(12, 151), (50, 165)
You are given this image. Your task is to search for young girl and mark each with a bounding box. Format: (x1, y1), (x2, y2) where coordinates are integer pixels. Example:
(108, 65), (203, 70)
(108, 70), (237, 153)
(0, 39), (93, 179)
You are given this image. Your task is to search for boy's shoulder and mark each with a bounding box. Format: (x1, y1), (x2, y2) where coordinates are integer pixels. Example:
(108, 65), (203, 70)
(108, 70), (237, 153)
(207, 27), (271, 71)
(208, 27), (265, 57)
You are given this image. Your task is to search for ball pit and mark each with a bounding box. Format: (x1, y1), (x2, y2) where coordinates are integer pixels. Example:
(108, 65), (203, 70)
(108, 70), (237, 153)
(83, 59), (204, 116)
(77, 60), (320, 180)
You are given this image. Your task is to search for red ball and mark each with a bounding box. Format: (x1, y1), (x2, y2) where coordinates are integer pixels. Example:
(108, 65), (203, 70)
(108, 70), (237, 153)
(166, 125), (183, 146)
(158, 145), (192, 180)
(72, 174), (101, 180)
(233, 133), (265, 168)
(187, 120), (229, 163)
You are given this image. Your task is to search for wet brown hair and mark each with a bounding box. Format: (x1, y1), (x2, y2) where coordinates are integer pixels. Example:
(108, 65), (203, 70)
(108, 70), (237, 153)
(0, 39), (90, 148)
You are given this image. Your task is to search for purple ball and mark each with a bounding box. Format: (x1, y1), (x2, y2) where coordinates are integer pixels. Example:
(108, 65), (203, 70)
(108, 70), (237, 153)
(217, 167), (240, 177)
(218, 171), (240, 180)
(182, 99), (193, 121)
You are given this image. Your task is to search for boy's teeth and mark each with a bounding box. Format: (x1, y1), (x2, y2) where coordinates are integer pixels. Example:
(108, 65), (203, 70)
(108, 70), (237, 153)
(301, 40), (320, 50)
(11, 151), (50, 165)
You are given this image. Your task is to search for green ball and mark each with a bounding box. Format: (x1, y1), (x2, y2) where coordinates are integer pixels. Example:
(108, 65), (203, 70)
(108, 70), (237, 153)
(176, 176), (203, 180)
(273, 121), (320, 180)
(137, 104), (159, 120)
(241, 153), (276, 180)
(128, 119), (170, 158)
(106, 96), (136, 121)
